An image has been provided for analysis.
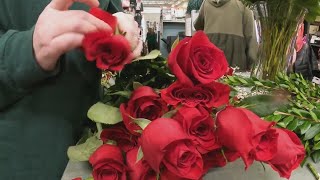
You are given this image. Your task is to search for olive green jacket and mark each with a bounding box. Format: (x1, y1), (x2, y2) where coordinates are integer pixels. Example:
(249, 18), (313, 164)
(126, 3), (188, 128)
(0, 0), (121, 179)
(194, 0), (258, 70)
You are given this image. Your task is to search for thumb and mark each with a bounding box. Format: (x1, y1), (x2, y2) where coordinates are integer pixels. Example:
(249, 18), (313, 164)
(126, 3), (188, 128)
(49, 0), (99, 11)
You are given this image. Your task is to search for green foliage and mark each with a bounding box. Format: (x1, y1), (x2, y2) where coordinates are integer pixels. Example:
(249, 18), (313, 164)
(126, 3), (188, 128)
(136, 146), (144, 163)
(238, 95), (289, 117)
(101, 56), (175, 107)
(134, 118), (152, 130)
(225, 73), (320, 163)
(67, 135), (103, 161)
(87, 102), (123, 125)
(133, 50), (161, 62)
(241, 0), (320, 22)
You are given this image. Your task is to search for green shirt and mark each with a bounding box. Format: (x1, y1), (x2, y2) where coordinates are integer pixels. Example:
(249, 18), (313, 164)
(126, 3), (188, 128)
(0, 0), (121, 179)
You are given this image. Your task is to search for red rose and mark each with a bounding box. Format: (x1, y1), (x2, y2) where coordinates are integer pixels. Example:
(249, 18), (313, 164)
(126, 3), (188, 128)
(267, 128), (305, 179)
(240, 108), (278, 162)
(141, 118), (203, 180)
(89, 8), (117, 31)
(120, 86), (168, 136)
(160, 169), (188, 180)
(202, 149), (240, 174)
(100, 123), (137, 152)
(89, 144), (126, 180)
(216, 106), (278, 169)
(82, 31), (133, 71)
(225, 67), (234, 76)
(126, 147), (157, 180)
(161, 81), (230, 108)
(168, 31), (228, 85)
(173, 106), (220, 154)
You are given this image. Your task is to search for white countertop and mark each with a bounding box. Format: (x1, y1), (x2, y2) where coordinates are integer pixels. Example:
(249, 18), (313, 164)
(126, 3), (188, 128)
(62, 159), (318, 180)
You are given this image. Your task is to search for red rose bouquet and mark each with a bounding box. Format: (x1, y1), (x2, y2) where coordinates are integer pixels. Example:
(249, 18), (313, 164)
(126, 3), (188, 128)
(68, 8), (305, 180)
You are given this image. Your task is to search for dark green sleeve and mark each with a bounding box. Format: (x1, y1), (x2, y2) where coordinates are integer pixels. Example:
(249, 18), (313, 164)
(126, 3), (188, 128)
(106, 0), (123, 13)
(0, 28), (59, 109)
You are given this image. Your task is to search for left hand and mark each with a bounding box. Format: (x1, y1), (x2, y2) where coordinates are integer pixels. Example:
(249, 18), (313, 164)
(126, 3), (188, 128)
(113, 12), (142, 58)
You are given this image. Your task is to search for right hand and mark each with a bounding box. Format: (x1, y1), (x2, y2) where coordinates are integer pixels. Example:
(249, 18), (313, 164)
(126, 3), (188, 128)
(33, 0), (111, 71)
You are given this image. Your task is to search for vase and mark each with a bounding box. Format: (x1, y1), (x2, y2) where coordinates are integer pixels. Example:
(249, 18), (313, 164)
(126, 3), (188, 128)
(250, 1), (307, 80)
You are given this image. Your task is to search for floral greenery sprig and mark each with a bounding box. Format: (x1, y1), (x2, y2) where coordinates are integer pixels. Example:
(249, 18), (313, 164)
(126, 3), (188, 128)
(224, 73), (320, 163)
(240, 0), (320, 22)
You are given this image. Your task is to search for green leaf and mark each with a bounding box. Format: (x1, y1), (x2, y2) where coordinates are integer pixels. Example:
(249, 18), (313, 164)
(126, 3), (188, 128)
(254, 81), (264, 86)
(77, 128), (94, 145)
(134, 118), (152, 130)
(300, 121), (312, 135)
(313, 141), (320, 150)
(292, 108), (303, 117)
(304, 124), (320, 140)
(314, 133), (320, 141)
(106, 140), (117, 146)
(162, 109), (178, 118)
(287, 119), (298, 131)
(133, 50), (161, 62)
(312, 150), (320, 163)
(238, 78), (248, 84)
(273, 114), (285, 122)
(136, 146), (144, 163)
(239, 95), (289, 117)
(313, 109), (320, 118)
(87, 102), (123, 125)
(133, 82), (143, 90)
(171, 36), (180, 51)
(107, 91), (132, 98)
(310, 110), (318, 121)
(227, 76), (237, 83)
(280, 116), (295, 127)
(67, 136), (103, 161)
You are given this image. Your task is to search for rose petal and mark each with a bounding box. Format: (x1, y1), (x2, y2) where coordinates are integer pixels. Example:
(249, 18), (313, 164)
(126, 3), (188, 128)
(141, 118), (190, 171)
(89, 144), (126, 180)
(240, 108), (278, 161)
(100, 124), (138, 152)
(267, 128), (305, 179)
(216, 106), (254, 169)
(126, 148), (157, 180)
(121, 86), (168, 135)
(161, 81), (230, 109)
(89, 7), (118, 31)
(163, 140), (203, 179)
(173, 106), (221, 154)
(168, 37), (194, 86)
(120, 103), (142, 136)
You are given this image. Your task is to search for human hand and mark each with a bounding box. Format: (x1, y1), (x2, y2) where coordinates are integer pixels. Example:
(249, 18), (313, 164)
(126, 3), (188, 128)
(33, 0), (111, 71)
(113, 12), (143, 58)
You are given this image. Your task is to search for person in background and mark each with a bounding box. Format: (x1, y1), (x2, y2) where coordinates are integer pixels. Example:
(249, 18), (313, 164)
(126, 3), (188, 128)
(194, 0), (258, 71)
(0, 0), (142, 179)
(146, 27), (158, 52)
(293, 22), (319, 80)
(186, 0), (204, 15)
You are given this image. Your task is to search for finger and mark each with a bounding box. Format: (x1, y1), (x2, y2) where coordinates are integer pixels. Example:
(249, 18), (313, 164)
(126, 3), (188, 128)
(125, 32), (139, 50)
(51, 32), (85, 55)
(132, 40), (143, 58)
(53, 19), (97, 36)
(64, 10), (111, 31)
(126, 14), (135, 20)
(49, 0), (99, 11)
(54, 11), (111, 35)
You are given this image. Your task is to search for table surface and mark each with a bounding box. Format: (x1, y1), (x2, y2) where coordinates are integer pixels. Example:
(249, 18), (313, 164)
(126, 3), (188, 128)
(62, 159), (319, 180)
